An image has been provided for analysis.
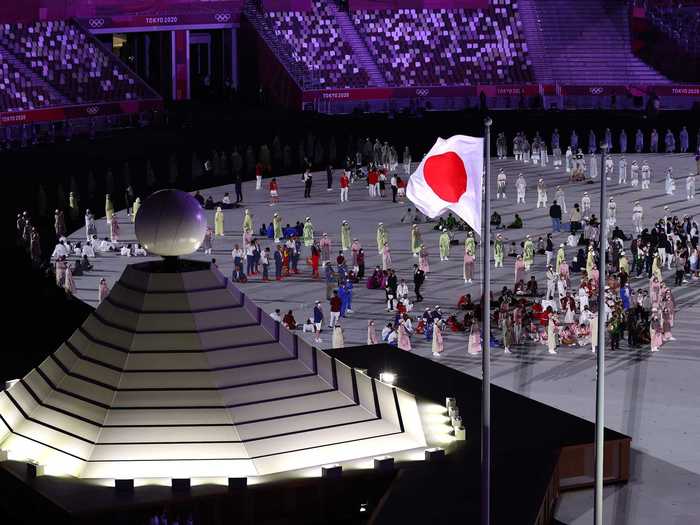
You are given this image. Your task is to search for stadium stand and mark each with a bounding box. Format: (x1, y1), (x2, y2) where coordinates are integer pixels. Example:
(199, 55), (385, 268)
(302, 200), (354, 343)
(0, 20), (158, 109)
(0, 51), (62, 111)
(265, 0), (370, 88)
(528, 0), (668, 84)
(351, 0), (534, 86)
(647, 5), (699, 54)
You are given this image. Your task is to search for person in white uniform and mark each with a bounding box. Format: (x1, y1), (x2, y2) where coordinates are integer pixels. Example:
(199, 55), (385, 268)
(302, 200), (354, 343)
(630, 160), (640, 187)
(496, 169), (507, 199)
(641, 161), (651, 190)
(618, 156), (627, 184)
(555, 186), (567, 214)
(607, 197), (617, 231)
(516, 173), (526, 204)
(687, 172), (696, 200)
(581, 192), (591, 216)
(536, 178), (548, 209)
(632, 201), (644, 234)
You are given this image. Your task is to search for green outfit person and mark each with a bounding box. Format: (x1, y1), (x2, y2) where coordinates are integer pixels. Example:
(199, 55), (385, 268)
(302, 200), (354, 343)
(341, 221), (351, 252)
(523, 237), (535, 270)
(494, 234), (504, 267)
(411, 224), (422, 256)
(377, 223), (388, 254)
(439, 229), (451, 260)
(303, 217), (314, 247)
(273, 213), (283, 242)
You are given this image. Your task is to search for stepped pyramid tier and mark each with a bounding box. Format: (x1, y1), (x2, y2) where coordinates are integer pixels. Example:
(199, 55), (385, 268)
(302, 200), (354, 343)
(0, 187), (427, 479)
(0, 261), (427, 479)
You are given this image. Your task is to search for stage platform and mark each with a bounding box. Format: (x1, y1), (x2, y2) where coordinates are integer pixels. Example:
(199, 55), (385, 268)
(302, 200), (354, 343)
(34, 152), (700, 523)
(0, 342), (630, 524)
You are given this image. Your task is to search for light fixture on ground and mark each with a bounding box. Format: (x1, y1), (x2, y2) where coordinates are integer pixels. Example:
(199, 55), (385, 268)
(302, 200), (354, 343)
(455, 426), (466, 441)
(171, 478), (191, 492)
(26, 461), (44, 478)
(445, 397), (456, 410)
(379, 372), (396, 385)
(4, 379), (19, 390)
(424, 447), (446, 462)
(321, 464), (343, 479)
(228, 477), (247, 490)
(114, 479), (134, 493)
(373, 455), (395, 472)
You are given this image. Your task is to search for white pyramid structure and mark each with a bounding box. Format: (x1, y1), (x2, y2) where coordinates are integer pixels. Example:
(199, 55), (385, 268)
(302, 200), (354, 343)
(0, 261), (427, 479)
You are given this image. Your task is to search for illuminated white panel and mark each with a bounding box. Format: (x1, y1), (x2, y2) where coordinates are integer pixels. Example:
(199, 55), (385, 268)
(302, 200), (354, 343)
(0, 264), (427, 479)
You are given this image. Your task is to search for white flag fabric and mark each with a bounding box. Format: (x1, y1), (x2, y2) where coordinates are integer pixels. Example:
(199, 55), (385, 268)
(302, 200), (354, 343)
(406, 135), (484, 233)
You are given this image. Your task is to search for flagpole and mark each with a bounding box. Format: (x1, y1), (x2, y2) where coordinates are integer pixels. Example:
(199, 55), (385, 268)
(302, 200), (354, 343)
(594, 142), (608, 525)
(481, 116), (492, 525)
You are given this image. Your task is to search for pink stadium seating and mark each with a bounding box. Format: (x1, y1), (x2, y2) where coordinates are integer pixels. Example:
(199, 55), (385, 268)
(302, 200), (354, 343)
(0, 20), (155, 107)
(0, 52), (59, 111)
(265, 0), (370, 88)
(352, 0), (534, 86)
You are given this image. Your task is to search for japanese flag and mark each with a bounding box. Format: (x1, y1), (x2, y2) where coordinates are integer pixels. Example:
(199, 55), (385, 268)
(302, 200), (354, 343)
(406, 135), (484, 233)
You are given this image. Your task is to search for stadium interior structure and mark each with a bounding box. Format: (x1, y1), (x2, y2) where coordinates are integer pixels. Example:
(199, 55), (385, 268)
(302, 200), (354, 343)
(1, 0), (699, 128)
(2, 0), (699, 524)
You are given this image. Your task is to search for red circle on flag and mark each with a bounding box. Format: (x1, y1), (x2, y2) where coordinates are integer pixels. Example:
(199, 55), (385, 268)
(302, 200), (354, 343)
(423, 151), (468, 203)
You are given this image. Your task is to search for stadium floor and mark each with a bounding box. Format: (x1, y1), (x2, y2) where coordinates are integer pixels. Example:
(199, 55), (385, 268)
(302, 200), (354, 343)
(67, 153), (699, 525)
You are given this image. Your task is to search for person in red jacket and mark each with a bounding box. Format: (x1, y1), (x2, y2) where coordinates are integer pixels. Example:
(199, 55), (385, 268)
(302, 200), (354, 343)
(329, 290), (342, 327)
(340, 171), (349, 203)
(269, 177), (279, 206)
(367, 169), (378, 197)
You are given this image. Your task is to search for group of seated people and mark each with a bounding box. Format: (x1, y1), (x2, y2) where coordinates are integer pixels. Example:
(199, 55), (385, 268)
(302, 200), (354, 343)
(433, 212), (468, 232)
(490, 211), (524, 230)
(381, 305), (445, 346)
(195, 191), (238, 210)
(50, 235), (148, 283)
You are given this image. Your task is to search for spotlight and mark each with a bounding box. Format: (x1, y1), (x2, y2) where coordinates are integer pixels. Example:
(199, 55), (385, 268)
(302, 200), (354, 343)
(359, 502), (369, 513)
(114, 479), (134, 493)
(171, 478), (191, 492)
(445, 397), (456, 410)
(3, 379), (19, 390)
(228, 477), (247, 490)
(26, 461), (45, 479)
(321, 464), (343, 479)
(379, 372), (396, 385)
(424, 447), (446, 462)
(455, 426), (466, 441)
(448, 405), (459, 418)
(451, 415), (462, 428)
(373, 455), (395, 472)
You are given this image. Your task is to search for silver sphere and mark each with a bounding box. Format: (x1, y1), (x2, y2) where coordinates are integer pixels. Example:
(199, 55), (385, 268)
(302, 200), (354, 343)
(135, 189), (206, 257)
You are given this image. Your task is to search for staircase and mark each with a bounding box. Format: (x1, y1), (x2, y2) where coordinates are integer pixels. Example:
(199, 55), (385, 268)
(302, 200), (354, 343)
(328, 3), (386, 87)
(243, 3), (311, 88)
(529, 0), (670, 84)
(0, 43), (70, 106)
(517, 0), (553, 83)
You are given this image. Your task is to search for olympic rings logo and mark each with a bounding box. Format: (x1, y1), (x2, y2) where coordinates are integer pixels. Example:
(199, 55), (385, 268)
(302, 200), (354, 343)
(416, 88), (429, 96)
(86, 106), (100, 115)
(589, 87), (604, 95)
(215, 13), (232, 23)
(88, 18), (105, 28)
